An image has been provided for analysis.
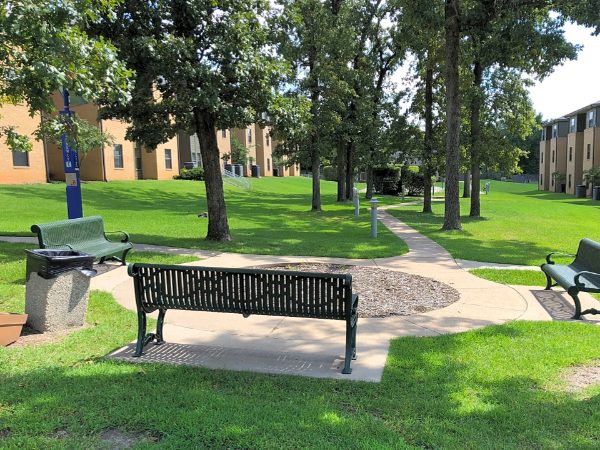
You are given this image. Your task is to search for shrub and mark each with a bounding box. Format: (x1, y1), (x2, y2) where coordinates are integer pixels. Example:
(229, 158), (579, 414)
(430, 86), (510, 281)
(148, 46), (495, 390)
(174, 168), (205, 181)
(399, 167), (425, 196)
(322, 165), (338, 182)
(373, 167), (400, 195)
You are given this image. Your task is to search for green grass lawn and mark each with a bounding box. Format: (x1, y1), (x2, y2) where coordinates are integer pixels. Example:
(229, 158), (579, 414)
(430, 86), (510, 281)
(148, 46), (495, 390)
(127, 251), (201, 265)
(2, 241), (600, 448)
(0, 177), (407, 259)
(387, 181), (600, 265)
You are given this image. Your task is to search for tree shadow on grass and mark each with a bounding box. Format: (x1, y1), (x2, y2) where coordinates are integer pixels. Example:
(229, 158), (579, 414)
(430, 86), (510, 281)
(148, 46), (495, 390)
(1, 322), (600, 448)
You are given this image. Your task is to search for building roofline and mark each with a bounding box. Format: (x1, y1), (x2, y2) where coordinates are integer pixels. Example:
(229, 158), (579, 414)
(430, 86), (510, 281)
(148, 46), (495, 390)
(564, 101), (600, 118)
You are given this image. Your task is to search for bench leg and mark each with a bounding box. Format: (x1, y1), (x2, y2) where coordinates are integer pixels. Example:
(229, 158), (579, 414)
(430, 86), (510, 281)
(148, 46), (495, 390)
(121, 248), (131, 265)
(155, 309), (166, 345)
(99, 257), (106, 264)
(342, 319), (356, 374)
(570, 293), (583, 320)
(134, 309), (155, 357)
(544, 272), (553, 290)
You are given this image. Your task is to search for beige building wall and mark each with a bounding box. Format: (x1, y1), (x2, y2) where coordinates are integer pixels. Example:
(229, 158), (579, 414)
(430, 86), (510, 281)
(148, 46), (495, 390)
(218, 129), (232, 169)
(539, 141), (550, 190)
(0, 103), (48, 184)
(566, 132), (584, 195)
(253, 125), (272, 177)
(549, 137), (567, 192)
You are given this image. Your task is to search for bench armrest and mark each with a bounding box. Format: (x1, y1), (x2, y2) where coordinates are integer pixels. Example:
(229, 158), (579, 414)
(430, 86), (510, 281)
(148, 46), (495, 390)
(574, 271), (600, 288)
(545, 252), (576, 265)
(104, 230), (130, 243)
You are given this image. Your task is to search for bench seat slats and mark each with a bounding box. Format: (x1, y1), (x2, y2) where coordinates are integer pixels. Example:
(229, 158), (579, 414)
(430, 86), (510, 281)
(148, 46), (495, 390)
(541, 238), (600, 319)
(31, 216), (132, 264)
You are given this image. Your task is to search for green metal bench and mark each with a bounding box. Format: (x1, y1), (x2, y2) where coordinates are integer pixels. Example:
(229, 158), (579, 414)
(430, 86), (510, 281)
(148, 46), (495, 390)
(541, 238), (600, 319)
(128, 263), (359, 374)
(31, 216), (133, 265)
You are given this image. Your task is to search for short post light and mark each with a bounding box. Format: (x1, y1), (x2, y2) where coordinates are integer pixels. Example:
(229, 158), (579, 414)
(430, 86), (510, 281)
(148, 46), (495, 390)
(353, 188), (359, 218)
(370, 198), (378, 238)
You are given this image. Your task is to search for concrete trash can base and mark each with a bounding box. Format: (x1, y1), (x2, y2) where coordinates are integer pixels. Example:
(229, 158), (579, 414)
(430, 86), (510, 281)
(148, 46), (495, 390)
(25, 271), (91, 332)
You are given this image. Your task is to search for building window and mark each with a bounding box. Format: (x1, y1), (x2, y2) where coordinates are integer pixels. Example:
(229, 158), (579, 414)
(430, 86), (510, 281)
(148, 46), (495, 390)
(541, 152), (543, 163)
(589, 110), (595, 128)
(552, 150), (554, 163)
(222, 130), (227, 138)
(552, 178), (554, 186)
(568, 174), (572, 188)
(552, 124), (557, 138)
(12, 150), (29, 167)
(285, 165), (288, 172)
(570, 118), (576, 133)
(569, 147), (572, 161)
(296, 164), (299, 172)
(267, 158), (270, 171)
(587, 144), (591, 160)
(165, 148), (172, 169)
(540, 174), (543, 185)
(113, 144), (123, 168)
(266, 134), (270, 146)
(248, 128), (252, 143)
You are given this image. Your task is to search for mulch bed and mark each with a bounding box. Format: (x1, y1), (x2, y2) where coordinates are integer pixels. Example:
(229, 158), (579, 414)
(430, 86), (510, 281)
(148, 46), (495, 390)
(250, 263), (460, 318)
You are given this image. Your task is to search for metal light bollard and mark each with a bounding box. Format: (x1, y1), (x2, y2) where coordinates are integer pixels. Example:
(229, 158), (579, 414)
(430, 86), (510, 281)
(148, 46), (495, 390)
(353, 188), (359, 218)
(370, 198), (378, 238)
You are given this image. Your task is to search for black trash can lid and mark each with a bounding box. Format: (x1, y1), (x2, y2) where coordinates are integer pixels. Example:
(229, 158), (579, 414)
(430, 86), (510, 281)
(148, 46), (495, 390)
(25, 249), (94, 260)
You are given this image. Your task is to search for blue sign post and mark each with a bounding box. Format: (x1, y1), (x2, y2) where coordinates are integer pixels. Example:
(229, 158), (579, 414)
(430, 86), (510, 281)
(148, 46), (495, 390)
(60, 89), (83, 219)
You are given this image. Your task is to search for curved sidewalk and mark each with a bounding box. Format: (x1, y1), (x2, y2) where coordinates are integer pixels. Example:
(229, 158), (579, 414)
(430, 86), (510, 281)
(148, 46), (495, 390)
(3, 209), (599, 381)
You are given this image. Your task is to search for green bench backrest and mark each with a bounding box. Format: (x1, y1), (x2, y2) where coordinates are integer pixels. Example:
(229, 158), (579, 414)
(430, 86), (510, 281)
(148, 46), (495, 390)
(574, 238), (600, 274)
(31, 216), (107, 249)
(130, 263), (354, 320)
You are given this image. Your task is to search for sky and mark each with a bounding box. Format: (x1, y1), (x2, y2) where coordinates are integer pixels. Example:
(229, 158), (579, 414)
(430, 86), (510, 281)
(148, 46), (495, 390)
(527, 23), (600, 121)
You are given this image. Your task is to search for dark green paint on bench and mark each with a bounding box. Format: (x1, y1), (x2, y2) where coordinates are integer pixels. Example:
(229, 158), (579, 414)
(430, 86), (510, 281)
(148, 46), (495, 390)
(128, 263), (359, 374)
(31, 216), (133, 265)
(541, 238), (600, 319)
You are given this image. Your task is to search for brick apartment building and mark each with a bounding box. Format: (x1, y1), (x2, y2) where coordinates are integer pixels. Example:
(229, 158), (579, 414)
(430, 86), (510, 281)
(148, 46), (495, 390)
(539, 101), (600, 195)
(1, 98), (300, 184)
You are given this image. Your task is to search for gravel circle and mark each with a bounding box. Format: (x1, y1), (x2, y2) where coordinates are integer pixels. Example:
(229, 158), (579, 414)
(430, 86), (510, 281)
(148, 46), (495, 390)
(250, 263), (460, 318)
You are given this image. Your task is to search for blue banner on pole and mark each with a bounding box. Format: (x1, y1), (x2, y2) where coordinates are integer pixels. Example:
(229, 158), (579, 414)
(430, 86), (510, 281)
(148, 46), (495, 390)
(60, 89), (83, 219)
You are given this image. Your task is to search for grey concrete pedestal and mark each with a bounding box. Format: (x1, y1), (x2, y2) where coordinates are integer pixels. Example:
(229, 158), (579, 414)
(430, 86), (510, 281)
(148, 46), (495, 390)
(25, 271), (91, 332)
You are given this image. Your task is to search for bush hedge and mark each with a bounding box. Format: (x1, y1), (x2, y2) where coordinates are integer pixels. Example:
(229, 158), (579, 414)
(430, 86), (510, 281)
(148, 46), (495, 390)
(373, 167), (400, 195)
(174, 168), (205, 181)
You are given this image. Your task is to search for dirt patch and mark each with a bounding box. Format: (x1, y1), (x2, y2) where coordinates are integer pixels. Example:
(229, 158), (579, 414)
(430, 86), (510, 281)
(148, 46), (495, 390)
(94, 262), (123, 276)
(6, 323), (92, 348)
(562, 361), (600, 392)
(250, 263), (460, 318)
(100, 429), (161, 448)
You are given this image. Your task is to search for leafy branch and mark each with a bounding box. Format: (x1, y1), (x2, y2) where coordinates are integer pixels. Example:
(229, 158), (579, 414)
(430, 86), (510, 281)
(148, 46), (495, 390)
(34, 115), (114, 156)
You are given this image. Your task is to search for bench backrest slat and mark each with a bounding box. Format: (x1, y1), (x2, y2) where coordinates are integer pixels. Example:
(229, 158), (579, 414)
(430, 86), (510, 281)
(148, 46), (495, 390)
(31, 216), (107, 249)
(130, 263), (353, 320)
(575, 238), (600, 275)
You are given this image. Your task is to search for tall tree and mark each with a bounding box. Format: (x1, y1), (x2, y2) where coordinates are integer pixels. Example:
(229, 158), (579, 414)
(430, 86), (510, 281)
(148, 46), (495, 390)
(0, 0), (130, 151)
(443, 0), (462, 230)
(94, 0), (285, 240)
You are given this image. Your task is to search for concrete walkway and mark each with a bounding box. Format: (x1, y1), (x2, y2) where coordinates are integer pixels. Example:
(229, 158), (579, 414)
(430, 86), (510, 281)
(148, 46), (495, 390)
(4, 208), (599, 382)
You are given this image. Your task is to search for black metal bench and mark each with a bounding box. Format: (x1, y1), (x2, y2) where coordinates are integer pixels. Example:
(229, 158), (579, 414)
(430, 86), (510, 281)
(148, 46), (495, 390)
(128, 263), (359, 374)
(31, 216), (133, 265)
(541, 238), (600, 319)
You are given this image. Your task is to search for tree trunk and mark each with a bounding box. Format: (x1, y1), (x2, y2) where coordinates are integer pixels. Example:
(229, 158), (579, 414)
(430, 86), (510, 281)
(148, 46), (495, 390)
(345, 140), (354, 201)
(470, 59), (483, 217)
(366, 165), (373, 199)
(311, 147), (322, 211)
(194, 109), (231, 241)
(463, 170), (471, 197)
(422, 67), (434, 214)
(309, 42), (321, 211)
(337, 138), (346, 202)
(442, 0), (463, 231)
